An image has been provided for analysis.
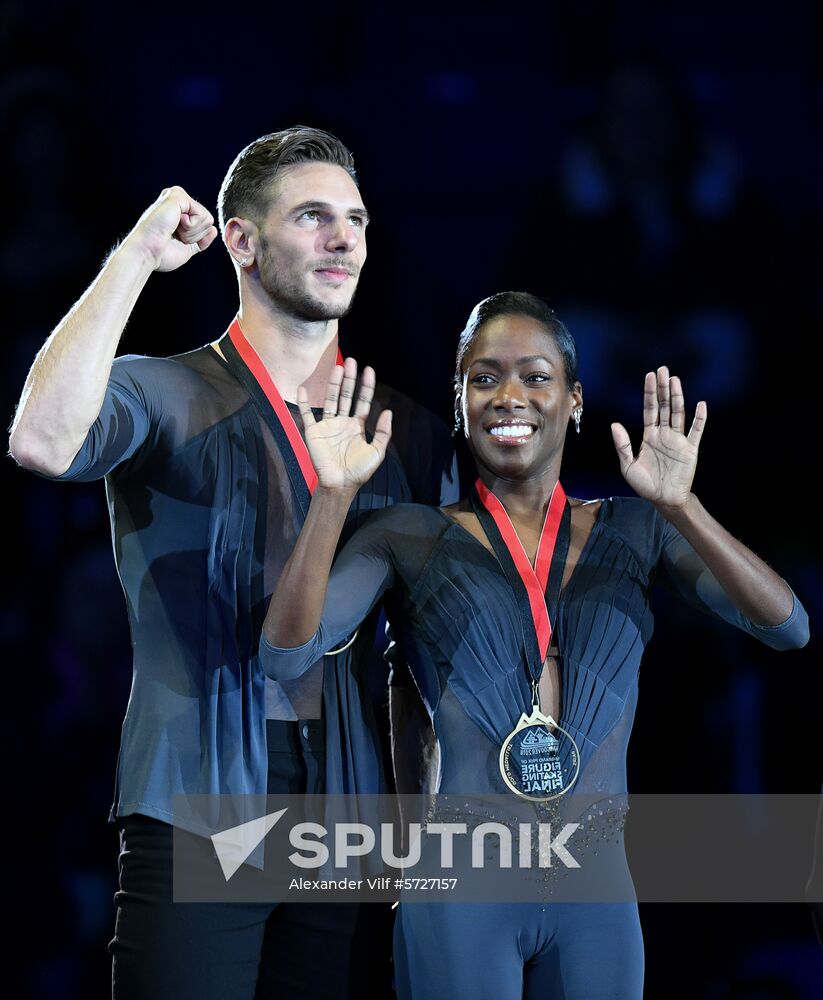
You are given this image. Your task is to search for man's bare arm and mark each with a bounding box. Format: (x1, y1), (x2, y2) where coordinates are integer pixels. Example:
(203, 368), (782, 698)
(8, 187), (217, 476)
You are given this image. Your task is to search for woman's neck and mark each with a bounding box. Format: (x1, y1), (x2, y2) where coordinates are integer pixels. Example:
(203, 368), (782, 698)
(475, 467), (561, 520)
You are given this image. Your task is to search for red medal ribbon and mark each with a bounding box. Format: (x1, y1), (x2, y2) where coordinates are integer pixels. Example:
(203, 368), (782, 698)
(474, 478), (567, 663)
(227, 317), (344, 496)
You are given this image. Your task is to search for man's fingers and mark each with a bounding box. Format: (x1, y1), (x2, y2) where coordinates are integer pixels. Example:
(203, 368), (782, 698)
(165, 186), (209, 218)
(196, 226), (219, 253)
(353, 365), (376, 420)
(176, 211), (215, 245)
(184, 221), (216, 246)
(168, 185), (215, 240)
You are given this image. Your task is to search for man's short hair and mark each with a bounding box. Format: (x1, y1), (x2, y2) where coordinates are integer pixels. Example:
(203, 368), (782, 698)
(217, 126), (358, 232)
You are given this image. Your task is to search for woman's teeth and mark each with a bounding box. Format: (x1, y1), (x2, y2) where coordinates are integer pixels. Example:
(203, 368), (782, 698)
(489, 425), (534, 438)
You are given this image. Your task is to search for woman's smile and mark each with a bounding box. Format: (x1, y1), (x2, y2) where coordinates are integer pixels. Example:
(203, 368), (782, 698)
(486, 420), (537, 444)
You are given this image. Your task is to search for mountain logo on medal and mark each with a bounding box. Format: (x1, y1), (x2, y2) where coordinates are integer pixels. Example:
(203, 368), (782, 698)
(521, 728), (558, 750)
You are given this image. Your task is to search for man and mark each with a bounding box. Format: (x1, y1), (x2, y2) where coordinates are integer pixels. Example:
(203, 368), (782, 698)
(9, 127), (456, 998)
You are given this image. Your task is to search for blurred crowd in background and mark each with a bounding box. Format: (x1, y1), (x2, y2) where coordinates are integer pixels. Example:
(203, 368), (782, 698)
(2, 1), (821, 996)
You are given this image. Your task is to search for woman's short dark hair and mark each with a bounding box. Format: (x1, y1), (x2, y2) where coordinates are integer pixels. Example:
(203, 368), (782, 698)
(217, 126), (358, 232)
(454, 291), (579, 391)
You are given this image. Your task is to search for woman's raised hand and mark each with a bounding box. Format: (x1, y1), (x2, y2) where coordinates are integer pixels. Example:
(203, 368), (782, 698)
(298, 358), (392, 491)
(611, 366), (706, 509)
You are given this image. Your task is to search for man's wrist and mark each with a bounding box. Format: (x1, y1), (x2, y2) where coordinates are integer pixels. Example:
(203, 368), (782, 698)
(108, 235), (158, 278)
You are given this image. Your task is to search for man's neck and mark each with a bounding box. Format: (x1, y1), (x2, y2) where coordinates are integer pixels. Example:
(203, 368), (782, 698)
(229, 298), (341, 406)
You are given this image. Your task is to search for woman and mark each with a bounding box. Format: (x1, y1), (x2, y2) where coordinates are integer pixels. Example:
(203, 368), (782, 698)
(260, 292), (808, 999)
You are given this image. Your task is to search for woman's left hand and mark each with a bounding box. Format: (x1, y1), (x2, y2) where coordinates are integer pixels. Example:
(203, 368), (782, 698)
(611, 366), (707, 510)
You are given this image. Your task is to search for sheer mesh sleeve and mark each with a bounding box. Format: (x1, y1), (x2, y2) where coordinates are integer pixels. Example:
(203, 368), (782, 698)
(46, 355), (161, 482)
(259, 503), (448, 680)
(656, 514), (809, 650)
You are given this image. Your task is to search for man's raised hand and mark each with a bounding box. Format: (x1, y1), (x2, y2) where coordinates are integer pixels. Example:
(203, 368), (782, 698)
(125, 186), (218, 272)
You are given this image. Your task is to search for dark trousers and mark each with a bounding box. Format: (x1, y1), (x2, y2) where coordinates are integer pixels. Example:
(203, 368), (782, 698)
(110, 720), (394, 999)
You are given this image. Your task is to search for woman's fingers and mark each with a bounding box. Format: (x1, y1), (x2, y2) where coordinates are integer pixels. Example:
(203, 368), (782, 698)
(611, 422), (634, 477)
(372, 408), (393, 456)
(647, 367), (690, 433)
(323, 364), (345, 417)
(353, 365), (376, 420)
(688, 400), (708, 447)
(297, 385), (316, 426)
(670, 375), (685, 433)
(337, 357), (358, 416)
(320, 358), (381, 423)
(643, 372), (658, 429)
(657, 366), (671, 427)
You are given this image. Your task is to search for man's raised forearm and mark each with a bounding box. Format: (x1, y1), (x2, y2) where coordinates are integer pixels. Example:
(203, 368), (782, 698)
(9, 186), (217, 476)
(8, 240), (154, 476)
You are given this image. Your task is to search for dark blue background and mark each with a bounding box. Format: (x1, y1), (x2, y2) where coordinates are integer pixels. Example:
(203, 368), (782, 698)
(2, 1), (821, 996)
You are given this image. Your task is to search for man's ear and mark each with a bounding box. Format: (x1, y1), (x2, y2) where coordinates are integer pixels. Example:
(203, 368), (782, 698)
(224, 216), (259, 268)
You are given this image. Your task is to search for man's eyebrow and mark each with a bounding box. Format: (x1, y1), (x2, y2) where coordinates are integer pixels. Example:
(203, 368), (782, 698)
(290, 200), (370, 220)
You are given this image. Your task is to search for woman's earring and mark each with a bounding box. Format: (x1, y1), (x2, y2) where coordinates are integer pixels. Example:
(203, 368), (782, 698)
(574, 408), (582, 434)
(239, 257), (249, 267)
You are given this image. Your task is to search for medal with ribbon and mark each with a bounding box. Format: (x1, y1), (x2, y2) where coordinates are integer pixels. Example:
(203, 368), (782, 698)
(471, 478), (580, 800)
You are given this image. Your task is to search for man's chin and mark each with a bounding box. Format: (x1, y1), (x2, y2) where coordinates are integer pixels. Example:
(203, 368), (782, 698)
(268, 284), (357, 322)
(300, 290), (357, 322)
(301, 300), (354, 322)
